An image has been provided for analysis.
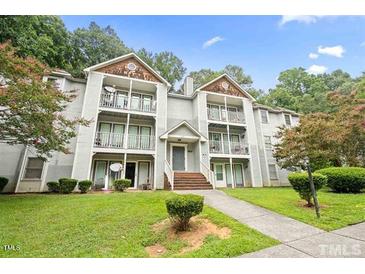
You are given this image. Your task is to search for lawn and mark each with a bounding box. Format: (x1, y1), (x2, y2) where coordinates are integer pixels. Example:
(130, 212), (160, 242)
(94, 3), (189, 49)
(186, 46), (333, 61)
(0, 191), (277, 258)
(223, 187), (365, 231)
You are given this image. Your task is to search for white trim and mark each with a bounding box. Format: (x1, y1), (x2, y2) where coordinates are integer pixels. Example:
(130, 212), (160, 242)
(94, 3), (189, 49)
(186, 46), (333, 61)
(283, 113), (292, 127)
(196, 73), (256, 101)
(259, 109), (270, 124)
(160, 120), (207, 142)
(170, 143), (188, 171)
(83, 52), (171, 87)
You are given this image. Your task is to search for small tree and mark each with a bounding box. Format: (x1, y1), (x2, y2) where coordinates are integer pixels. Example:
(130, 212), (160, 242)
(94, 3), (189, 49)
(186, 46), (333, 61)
(288, 173), (327, 206)
(0, 42), (89, 158)
(165, 194), (204, 231)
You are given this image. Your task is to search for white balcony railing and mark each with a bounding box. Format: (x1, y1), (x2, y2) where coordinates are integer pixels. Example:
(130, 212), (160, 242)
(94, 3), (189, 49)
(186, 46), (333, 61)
(209, 140), (249, 155)
(165, 160), (174, 190)
(99, 92), (156, 113)
(100, 93), (128, 110)
(207, 108), (245, 123)
(227, 111), (245, 123)
(94, 132), (155, 150)
(94, 132), (124, 148)
(130, 97), (156, 113)
(127, 134), (155, 150)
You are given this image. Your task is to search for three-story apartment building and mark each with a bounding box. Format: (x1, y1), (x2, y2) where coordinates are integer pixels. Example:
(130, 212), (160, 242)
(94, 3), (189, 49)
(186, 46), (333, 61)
(0, 53), (299, 193)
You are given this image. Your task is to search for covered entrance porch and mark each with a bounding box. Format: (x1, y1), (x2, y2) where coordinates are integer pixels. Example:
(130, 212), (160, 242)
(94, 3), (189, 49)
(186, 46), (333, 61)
(91, 153), (154, 190)
(210, 158), (251, 188)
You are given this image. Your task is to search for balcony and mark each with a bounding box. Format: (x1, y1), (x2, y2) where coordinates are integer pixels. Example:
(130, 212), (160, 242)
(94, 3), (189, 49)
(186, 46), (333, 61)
(99, 92), (156, 113)
(207, 108), (245, 124)
(209, 140), (249, 155)
(94, 132), (155, 150)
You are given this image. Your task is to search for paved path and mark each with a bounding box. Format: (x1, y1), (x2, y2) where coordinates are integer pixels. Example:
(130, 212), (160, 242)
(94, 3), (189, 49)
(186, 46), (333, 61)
(176, 189), (365, 258)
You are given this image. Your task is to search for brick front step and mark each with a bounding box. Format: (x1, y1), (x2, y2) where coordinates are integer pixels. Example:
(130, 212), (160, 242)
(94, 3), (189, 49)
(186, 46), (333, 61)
(172, 172), (213, 190)
(174, 185), (213, 190)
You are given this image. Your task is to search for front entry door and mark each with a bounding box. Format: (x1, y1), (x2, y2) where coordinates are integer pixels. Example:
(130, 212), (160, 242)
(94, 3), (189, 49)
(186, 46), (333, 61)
(125, 162), (136, 188)
(172, 146), (185, 171)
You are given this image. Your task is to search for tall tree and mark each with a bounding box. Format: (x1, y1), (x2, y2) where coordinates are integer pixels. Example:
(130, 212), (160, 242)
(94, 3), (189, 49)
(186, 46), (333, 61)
(274, 91), (365, 169)
(0, 43), (88, 157)
(137, 49), (186, 89)
(0, 15), (72, 70)
(69, 22), (131, 77)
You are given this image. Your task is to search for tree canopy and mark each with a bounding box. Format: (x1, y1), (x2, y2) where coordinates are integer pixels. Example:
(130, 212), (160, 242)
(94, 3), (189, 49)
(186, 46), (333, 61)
(136, 48), (186, 88)
(69, 22), (131, 77)
(0, 42), (88, 157)
(274, 90), (365, 170)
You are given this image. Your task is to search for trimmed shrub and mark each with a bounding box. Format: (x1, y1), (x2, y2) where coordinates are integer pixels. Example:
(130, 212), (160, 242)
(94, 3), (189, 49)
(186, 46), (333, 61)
(288, 172), (327, 206)
(58, 178), (78, 194)
(78, 180), (92, 193)
(0, 177), (9, 192)
(113, 179), (131, 192)
(317, 167), (365, 193)
(165, 194), (204, 231)
(47, 181), (59, 193)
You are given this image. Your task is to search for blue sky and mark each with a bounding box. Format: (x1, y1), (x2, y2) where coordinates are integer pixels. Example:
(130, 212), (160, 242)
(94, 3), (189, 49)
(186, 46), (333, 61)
(62, 16), (365, 91)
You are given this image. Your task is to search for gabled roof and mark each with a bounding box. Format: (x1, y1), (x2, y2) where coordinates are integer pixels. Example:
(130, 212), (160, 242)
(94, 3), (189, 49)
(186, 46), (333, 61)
(83, 52), (171, 87)
(196, 73), (256, 101)
(160, 120), (207, 142)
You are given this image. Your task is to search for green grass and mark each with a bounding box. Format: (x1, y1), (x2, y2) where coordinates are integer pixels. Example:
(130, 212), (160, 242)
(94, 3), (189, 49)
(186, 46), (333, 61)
(223, 187), (365, 231)
(0, 191), (277, 258)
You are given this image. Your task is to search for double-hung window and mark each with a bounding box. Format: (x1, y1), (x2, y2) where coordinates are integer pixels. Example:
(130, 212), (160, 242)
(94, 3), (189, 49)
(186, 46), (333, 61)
(260, 110), (269, 124)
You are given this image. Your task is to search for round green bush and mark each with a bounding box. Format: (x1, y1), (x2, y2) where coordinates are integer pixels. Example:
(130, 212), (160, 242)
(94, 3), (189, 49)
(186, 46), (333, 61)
(58, 178), (78, 194)
(47, 181), (59, 193)
(78, 180), (92, 193)
(113, 179), (131, 191)
(0, 177), (9, 192)
(288, 172), (327, 206)
(165, 194), (204, 231)
(317, 167), (365, 193)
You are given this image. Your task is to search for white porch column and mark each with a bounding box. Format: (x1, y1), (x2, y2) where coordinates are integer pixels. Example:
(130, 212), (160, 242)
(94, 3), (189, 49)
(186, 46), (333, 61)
(103, 174), (108, 190)
(227, 124), (232, 155)
(229, 157), (235, 188)
(122, 153), (127, 179)
(127, 79), (132, 109)
(124, 113), (130, 149)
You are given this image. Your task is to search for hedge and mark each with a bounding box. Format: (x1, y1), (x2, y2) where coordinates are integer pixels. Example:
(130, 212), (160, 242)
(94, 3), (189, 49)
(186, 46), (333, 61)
(288, 172), (327, 206)
(165, 194), (204, 231)
(317, 167), (365, 193)
(0, 177), (9, 192)
(78, 180), (92, 193)
(47, 181), (59, 193)
(113, 179), (131, 191)
(58, 178), (78, 194)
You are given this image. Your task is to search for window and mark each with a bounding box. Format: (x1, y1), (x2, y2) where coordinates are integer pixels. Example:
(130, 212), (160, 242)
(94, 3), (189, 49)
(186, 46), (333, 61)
(24, 158), (44, 179)
(268, 164), (278, 180)
(215, 164), (224, 181)
(284, 114), (291, 126)
(264, 136), (272, 150)
(260, 110), (268, 124)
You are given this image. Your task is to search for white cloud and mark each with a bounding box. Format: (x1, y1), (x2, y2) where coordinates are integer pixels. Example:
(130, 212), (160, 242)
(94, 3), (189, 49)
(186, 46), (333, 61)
(306, 65), (328, 75)
(317, 45), (345, 58)
(361, 41), (365, 47)
(202, 36), (224, 49)
(279, 16), (321, 26)
(308, 53), (319, 59)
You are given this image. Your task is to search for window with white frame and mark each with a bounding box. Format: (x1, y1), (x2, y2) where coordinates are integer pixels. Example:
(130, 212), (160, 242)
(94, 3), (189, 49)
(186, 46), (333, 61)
(264, 136), (272, 150)
(24, 158), (44, 179)
(284, 114), (291, 126)
(268, 164), (278, 180)
(260, 110), (268, 124)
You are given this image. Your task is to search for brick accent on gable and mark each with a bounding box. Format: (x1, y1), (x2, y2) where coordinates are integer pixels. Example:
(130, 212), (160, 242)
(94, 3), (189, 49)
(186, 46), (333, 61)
(96, 57), (162, 83)
(203, 76), (247, 98)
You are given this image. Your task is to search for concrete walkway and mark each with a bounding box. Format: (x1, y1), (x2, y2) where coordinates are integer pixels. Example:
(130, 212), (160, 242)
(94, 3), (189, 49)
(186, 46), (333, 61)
(176, 189), (365, 258)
